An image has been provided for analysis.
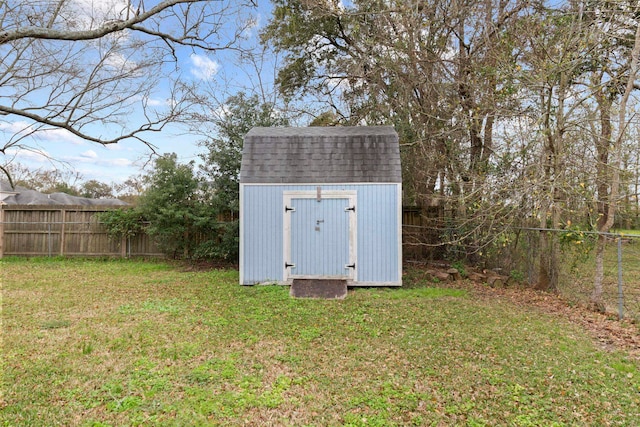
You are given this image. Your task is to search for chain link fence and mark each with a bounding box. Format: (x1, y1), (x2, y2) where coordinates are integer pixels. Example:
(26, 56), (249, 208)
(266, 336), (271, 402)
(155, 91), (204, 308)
(402, 220), (640, 321)
(513, 229), (640, 321)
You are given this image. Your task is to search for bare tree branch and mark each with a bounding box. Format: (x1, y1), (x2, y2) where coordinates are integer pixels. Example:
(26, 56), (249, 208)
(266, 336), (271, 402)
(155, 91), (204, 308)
(1, 1), (203, 44)
(0, 0), (257, 176)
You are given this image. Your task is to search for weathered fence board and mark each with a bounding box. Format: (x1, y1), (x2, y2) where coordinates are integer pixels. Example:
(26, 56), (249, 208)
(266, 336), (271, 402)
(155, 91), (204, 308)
(0, 205), (163, 258)
(402, 204), (445, 260)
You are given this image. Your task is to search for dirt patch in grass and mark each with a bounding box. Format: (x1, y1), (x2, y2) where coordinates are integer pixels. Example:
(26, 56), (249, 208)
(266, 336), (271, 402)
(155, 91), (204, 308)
(413, 265), (640, 358)
(176, 259), (239, 272)
(475, 284), (640, 358)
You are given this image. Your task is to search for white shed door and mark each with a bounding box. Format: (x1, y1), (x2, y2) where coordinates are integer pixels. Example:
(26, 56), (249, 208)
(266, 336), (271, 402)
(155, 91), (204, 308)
(284, 191), (356, 280)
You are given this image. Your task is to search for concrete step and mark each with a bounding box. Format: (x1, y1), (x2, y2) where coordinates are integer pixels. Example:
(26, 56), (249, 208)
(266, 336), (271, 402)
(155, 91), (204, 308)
(290, 279), (348, 299)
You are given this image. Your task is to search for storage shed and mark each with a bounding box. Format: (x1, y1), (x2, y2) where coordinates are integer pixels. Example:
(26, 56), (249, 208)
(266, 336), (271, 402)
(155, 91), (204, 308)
(239, 126), (402, 287)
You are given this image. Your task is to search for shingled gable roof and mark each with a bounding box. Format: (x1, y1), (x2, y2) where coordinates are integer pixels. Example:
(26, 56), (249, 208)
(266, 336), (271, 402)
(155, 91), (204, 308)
(240, 126), (401, 184)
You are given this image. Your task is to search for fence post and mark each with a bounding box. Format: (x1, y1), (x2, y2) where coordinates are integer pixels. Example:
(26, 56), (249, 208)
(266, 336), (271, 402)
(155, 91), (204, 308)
(0, 206), (4, 258)
(60, 209), (66, 256)
(48, 223), (52, 257)
(121, 235), (127, 258)
(617, 236), (624, 320)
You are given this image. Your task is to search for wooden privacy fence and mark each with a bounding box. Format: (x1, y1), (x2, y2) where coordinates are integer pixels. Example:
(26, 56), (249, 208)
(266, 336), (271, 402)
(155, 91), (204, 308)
(1, 204), (444, 259)
(402, 204), (446, 260)
(0, 205), (163, 258)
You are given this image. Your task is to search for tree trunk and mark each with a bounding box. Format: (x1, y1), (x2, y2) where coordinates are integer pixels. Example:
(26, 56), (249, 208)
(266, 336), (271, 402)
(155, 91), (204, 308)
(537, 69), (566, 293)
(592, 234), (607, 312)
(591, 76), (613, 309)
(592, 20), (640, 308)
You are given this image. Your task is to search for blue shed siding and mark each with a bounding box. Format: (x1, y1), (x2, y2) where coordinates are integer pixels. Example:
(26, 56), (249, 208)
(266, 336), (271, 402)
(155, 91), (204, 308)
(240, 184), (401, 285)
(240, 185), (283, 284)
(356, 185), (400, 283)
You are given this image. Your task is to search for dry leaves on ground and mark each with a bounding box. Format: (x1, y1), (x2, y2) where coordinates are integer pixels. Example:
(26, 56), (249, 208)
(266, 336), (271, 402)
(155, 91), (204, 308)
(454, 276), (640, 359)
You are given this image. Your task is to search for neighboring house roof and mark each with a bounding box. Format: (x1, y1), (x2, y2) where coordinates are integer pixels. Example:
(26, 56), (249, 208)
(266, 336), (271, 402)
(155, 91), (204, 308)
(240, 126), (401, 184)
(0, 180), (128, 206)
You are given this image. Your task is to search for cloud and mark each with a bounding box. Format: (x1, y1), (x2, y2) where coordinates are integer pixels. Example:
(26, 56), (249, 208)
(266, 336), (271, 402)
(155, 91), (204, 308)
(67, 151), (132, 168)
(62, 0), (132, 30)
(0, 120), (32, 134)
(105, 143), (125, 151)
(4, 147), (51, 164)
(105, 158), (133, 167)
(104, 51), (139, 73)
(36, 128), (85, 145)
(146, 97), (173, 107)
(0, 120), (84, 145)
(212, 104), (231, 121)
(80, 150), (98, 159)
(146, 98), (165, 107)
(190, 54), (220, 80)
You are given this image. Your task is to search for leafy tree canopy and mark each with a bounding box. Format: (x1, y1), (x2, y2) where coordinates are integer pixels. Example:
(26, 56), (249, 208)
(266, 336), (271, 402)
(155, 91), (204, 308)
(138, 153), (204, 258)
(199, 92), (290, 214)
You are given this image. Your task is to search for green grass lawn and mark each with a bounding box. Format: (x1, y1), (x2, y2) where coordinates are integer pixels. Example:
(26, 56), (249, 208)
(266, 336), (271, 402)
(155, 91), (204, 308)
(614, 229), (640, 236)
(2, 258), (639, 426)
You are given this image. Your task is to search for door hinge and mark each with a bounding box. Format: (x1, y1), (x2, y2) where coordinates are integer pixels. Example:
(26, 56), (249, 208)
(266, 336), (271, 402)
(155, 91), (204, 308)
(345, 263), (356, 269)
(285, 262), (296, 269)
(285, 206), (295, 212)
(345, 206), (356, 212)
